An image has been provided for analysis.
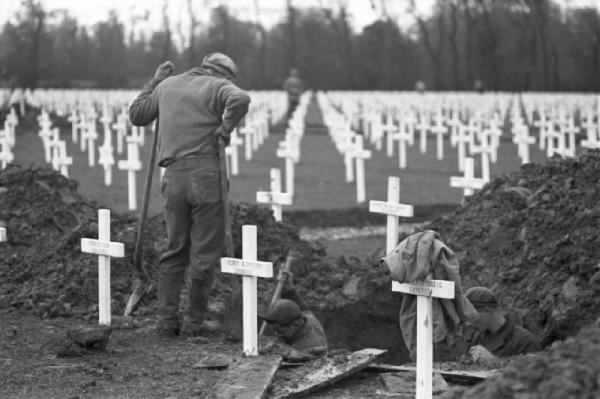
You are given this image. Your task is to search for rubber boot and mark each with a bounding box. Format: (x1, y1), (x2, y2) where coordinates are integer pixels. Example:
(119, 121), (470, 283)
(156, 270), (185, 337)
(180, 278), (220, 337)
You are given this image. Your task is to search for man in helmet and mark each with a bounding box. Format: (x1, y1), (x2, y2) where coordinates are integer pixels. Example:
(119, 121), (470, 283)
(259, 270), (328, 361)
(129, 53), (251, 337)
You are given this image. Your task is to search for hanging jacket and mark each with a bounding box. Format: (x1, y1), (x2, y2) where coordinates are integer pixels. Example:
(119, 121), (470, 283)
(381, 230), (478, 358)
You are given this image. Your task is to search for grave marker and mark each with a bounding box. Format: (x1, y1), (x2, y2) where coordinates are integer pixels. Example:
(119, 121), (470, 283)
(117, 139), (142, 210)
(450, 157), (486, 197)
(369, 176), (414, 255)
(81, 209), (125, 325)
(256, 168), (292, 222)
(392, 278), (455, 399)
(351, 135), (372, 203)
(220, 225), (273, 356)
(0, 227), (5, 242)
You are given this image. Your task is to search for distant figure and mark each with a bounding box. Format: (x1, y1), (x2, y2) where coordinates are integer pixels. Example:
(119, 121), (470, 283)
(474, 79), (485, 93)
(283, 68), (305, 119)
(464, 286), (541, 365)
(414, 80), (426, 94)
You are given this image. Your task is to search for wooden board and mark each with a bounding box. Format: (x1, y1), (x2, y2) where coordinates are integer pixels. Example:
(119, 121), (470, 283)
(80, 238), (124, 257)
(366, 363), (498, 385)
(220, 257), (273, 278)
(392, 279), (455, 299)
(273, 348), (387, 399)
(381, 371), (448, 397)
(215, 356), (281, 399)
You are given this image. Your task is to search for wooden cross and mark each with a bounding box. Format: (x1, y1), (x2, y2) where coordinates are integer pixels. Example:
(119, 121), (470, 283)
(0, 137), (14, 169)
(453, 124), (472, 172)
(380, 118), (398, 158)
(0, 227), (6, 242)
(129, 126), (145, 147)
(82, 119), (98, 167)
(512, 124), (536, 164)
(220, 225), (273, 356)
(561, 115), (580, 157)
(256, 168), (292, 222)
(450, 157), (486, 197)
(349, 135), (372, 203)
(393, 278), (455, 399)
(276, 142), (296, 198)
(415, 114), (430, 154)
(67, 108), (80, 144)
(51, 141), (73, 178)
(117, 139), (142, 210)
(395, 127), (412, 170)
(369, 176), (414, 255)
(430, 113), (447, 161)
(81, 209), (125, 325)
(226, 128), (244, 176)
(98, 131), (115, 186)
(239, 125), (255, 161)
(533, 111), (552, 151)
(112, 109), (128, 155)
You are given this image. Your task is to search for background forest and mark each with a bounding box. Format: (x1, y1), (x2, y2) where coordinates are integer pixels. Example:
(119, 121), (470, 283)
(1, 0), (599, 92)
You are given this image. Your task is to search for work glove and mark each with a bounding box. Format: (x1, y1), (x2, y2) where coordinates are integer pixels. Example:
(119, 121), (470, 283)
(213, 125), (231, 146)
(154, 61), (174, 82)
(278, 270), (294, 294)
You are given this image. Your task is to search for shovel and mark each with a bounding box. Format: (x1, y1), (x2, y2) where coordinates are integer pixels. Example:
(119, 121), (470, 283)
(259, 250), (297, 335)
(123, 120), (159, 317)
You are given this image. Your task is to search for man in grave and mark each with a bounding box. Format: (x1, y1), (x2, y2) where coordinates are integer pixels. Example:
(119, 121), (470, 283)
(259, 270), (328, 362)
(129, 53), (251, 337)
(462, 286), (541, 365)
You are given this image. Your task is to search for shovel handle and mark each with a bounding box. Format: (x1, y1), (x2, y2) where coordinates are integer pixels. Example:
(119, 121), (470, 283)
(218, 137), (233, 257)
(259, 250), (297, 335)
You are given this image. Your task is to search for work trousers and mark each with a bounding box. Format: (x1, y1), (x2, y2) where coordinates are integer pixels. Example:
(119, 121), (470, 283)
(158, 155), (224, 324)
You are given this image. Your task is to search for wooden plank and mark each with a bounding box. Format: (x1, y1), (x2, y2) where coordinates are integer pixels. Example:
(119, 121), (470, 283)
(366, 364), (498, 384)
(256, 191), (293, 205)
(80, 238), (124, 257)
(215, 356), (281, 399)
(220, 257), (273, 278)
(392, 280), (455, 299)
(272, 348), (387, 399)
(369, 200), (414, 217)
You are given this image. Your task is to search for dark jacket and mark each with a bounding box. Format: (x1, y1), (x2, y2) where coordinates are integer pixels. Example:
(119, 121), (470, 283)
(129, 67), (250, 166)
(281, 288), (328, 352)
(473, 317), (541, 357)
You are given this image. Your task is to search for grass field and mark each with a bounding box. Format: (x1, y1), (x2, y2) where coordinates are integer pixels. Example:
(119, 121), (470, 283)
(11, 108), (553, 221)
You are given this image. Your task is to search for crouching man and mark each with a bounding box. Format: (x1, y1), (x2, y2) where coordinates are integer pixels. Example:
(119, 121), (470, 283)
(464, 286), (541, 365)
(259, 270), (328, 362)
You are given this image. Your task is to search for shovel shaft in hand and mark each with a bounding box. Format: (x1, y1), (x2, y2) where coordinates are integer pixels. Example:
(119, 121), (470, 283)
(218, 137), (233, 257)
(124, 120), (159, 316)
(259, 250), (297, 335)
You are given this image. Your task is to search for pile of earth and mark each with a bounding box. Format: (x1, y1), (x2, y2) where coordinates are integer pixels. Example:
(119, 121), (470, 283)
(0, 164), (358, 321)
(443, 325), (600, 399)
(320, 149), (600, 361)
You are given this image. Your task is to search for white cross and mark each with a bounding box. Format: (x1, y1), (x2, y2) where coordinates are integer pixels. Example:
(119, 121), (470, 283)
(415, 114), (430, 154)
(0, 137), (14, 169)
(369, 176), (414, 255)
(0, 227), (6, 242)
(98, 135), (115, 186)
(256, 168), (292, 222)
(226, 128), (243, 176)
(117, 139), (142, 210)
(112, 110), (128, 155)
(45, 128), (63, 165)
(130, 126), (145, 147)
(220, 225), (273, 356)
(348, 135), (372, 203)
(381, 118), (398, 157)
(239, 125), (255, 161)
(533, 111), (552, 151)
(430, 113), (447, 161)
(581, 122), (600, 149)
(454, 124), (471, 172)
(67, 109), (80, 144)
(512, 124), (536, 164)
(83, 119), (98, 167)
(561, 115), (580, 158)
(393, 277), (455, 399)
(81, 209), (125, 326)
(450, 157), (486, 197)
(394, 126), (412, 170)
(51, 140), (73, 178)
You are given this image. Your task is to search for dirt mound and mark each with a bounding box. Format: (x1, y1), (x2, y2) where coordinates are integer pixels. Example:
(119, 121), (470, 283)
(425, 149), (600, 344)
(443, 325), (600, 399)
(0, 164), (354, 319)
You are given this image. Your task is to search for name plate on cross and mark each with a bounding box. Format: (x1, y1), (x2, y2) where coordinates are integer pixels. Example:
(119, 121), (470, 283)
(369, 200), (414, 217)
(256, 191), (293, 206)
(81, 238), (125, 257)
(221, 257), (274, 279)
(392, 279), (455, 298)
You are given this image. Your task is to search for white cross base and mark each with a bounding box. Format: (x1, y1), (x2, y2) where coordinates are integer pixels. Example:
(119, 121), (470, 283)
(0, 227), (6, 242)
(220, 225), (273, 356)
(393, 279), (455, 399)
(81, 209), (125, 326)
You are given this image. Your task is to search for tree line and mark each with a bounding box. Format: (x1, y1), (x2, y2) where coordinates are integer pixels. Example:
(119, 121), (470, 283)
(0, 0), (598, 92)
